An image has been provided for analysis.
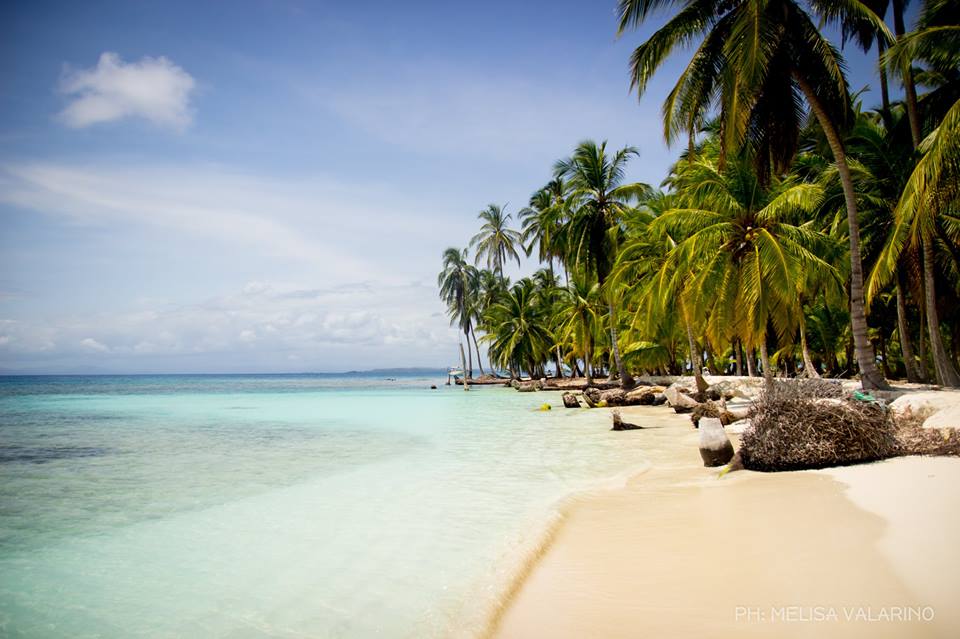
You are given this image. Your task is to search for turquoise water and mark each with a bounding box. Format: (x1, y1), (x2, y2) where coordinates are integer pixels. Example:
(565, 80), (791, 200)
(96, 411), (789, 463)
(0, 374), (648, 638)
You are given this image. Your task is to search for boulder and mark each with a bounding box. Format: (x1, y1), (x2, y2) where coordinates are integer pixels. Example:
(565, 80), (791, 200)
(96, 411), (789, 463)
(516, 381), (538, 392)
(652, 393), (667, 406)
(612, 410), (642, 431)
(924, 405), (960, 430)
(699, 417), (735, 467)
(562, 392), (581, 409)
(890, 391), (960, 418)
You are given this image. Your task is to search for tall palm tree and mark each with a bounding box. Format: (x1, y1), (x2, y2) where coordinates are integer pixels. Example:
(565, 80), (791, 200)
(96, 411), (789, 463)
(554, 140), (650, 389)
(870, 94), (960, 385)
(470, 204), (523, 280)
(437, 247), (478, 379)
(617, 0), (891, 389)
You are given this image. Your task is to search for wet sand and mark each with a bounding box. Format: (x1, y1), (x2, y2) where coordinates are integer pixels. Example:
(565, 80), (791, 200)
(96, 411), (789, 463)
(489, 405), (960, 638)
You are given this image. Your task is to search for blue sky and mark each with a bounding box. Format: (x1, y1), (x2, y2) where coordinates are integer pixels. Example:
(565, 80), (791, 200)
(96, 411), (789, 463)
(0, 0), (899, 373)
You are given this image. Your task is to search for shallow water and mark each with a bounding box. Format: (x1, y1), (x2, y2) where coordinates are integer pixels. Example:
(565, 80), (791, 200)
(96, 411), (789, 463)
(0, 374), (648, 638)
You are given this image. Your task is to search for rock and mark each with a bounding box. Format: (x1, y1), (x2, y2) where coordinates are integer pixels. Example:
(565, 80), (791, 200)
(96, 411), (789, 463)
(725, 418), (751, 435)
(924, 405), (960, 430)
(652, 393), (667, 406)
(516, 381), (538, 392)
(562, 393), (581, 409)
(890, 391), (960, 418)
(663, 383), (699, 413)
(699, 417), (735, 467)
(708, 378), (765, 400)
(612, 410), (642, 431)
(430, 385), (437, 389)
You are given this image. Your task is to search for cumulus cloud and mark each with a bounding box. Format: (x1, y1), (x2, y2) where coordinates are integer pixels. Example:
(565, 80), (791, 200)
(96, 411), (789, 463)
(58, 52), (196, 130)
(0, 281), (459, 373)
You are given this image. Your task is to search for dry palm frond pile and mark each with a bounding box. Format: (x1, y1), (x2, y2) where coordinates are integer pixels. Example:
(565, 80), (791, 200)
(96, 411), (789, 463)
(738, 381), (896, 471)
(893, 410), (960, 457)
(737, 381), (960, 472)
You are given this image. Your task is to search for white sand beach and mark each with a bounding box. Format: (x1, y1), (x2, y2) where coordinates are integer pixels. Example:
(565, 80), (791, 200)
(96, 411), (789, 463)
(489, 404), (960, 638)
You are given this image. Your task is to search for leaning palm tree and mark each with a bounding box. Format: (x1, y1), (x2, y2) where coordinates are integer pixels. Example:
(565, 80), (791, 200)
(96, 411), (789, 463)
(617, 0), (891, 389)
(470, 204), (523, 280)
(870, 95), (960, 386)
(437, 247), (478, 379)
(554, 140), (650, 389)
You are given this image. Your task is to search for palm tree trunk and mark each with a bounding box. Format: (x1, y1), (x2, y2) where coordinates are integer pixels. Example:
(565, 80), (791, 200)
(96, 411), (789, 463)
(799, 315), (820, 378)
(746, 348), (758, 377)
(471, 330), (485, 376)
(459, 342), (469, 391)
(922, 235), (960, 386)
(554, 346), (564, 378)
(896, 276), (922, 382)
(464, 329), (473, 379)
(794, 75), (889, 390)
(607, 298), (634, 389)
(919, 295), (930, 381)
(893, 2), (923, 148)
(877, 40), (891, 116)
(683, 312), (708, 393)
(759, 339), (774, 390)
(734, 340), (743, 376)
(585, 349), (593, 386)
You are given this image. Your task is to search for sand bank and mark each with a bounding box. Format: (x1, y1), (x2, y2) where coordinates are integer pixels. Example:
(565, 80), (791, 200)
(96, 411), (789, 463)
(489, 405), (960, 638)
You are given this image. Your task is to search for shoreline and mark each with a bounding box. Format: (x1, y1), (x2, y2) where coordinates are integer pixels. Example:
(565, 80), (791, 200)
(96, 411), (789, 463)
(485, 404), (960, 638)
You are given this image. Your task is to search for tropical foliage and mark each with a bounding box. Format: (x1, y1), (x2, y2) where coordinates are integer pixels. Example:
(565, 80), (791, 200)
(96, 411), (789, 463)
(438, 0), (960, 390)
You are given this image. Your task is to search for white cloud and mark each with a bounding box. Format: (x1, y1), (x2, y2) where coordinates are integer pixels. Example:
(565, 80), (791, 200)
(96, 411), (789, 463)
(80, 337), (109, 352)
(58, 52), (196, 130)
(0, 281), (460, 372)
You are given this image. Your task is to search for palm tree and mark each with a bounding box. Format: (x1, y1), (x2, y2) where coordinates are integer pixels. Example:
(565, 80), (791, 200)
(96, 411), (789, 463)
(617, 0), (891, 389)
(470, 204), (523, 280)
(554, 140), (650, 389)
(519, 180), (567, 281)
(437, 247), (478, 379)
(870, 95), (960, 385)
(651, 153), (842, 388)
(555, 272), (602, 384)
(482, 279), (553, 378)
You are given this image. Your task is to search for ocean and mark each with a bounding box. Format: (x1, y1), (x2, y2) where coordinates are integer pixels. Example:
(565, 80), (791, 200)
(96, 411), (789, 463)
(0, 373), (648, 638)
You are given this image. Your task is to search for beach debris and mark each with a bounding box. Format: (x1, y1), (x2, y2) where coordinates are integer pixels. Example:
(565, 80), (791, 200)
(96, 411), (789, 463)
(698, 417), (735, 466)
(690, 400), (738, 428)
(539, 403), (552, 411)
(582, 389), (598, 408)
(562, 393), (581, 408)
(430, 385), (437, 389)
(611, 410), (642, 431)
(663, 384), (699, 413)
(514, 380), (539, 392)
(739, 381), (896, 471)
(652, 393), (667, 406)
